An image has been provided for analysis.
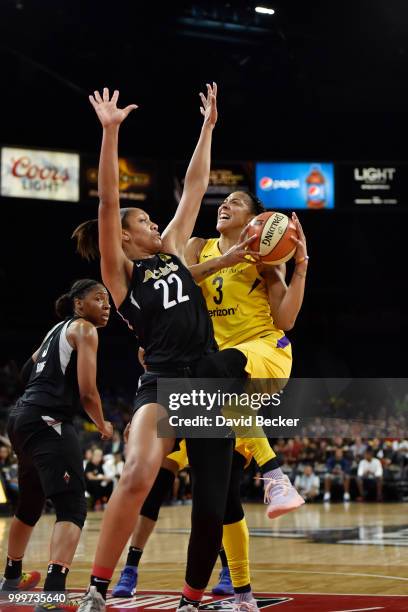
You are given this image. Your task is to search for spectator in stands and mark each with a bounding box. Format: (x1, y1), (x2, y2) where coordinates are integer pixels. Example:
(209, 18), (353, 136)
(294, 465), (320, 502)
(324, 448), (351, 502)
(284, 438), (302, 465)
(103, 451), (124, 489)
(83, 448), (94, 471)
(314, 439), (329, 466)
(85, 448), (114, 509)
(329, 436), (346, 452)
(0, 444), (11, 467)
(350, 436), (367, 461)
(298, 438), (319, 469)
(357, 447), (383, 502)
(103, 429), (124, 456)
(0, 445), (18, 508)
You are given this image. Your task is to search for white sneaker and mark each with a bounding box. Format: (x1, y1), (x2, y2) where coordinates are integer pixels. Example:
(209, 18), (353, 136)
(232, 600), (259, 612)
(176, 605), (198, 612)
(77, 586), (106, 612)
(263, 476), (305, 519)
(323, 492), (331, 502)
(343, 492), (351, 501)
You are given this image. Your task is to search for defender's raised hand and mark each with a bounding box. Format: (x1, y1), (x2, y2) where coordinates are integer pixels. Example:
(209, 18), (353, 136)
(89, 88), (138, 128)
(199, 82), (218, 128)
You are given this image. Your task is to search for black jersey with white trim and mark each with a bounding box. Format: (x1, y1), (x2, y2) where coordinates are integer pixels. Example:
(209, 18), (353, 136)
(117, 253), (217, 367)
(21, 317), (79, 419)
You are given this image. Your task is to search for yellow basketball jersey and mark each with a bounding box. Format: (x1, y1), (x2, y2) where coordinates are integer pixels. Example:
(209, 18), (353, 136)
(199, 238), (284, 349)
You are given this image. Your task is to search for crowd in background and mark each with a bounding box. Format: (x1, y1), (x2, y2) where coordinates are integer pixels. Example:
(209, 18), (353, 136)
(1, 362), (408, 513)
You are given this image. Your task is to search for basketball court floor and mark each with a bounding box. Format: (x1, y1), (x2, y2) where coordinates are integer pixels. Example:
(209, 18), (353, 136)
(1, 502), (408, 611)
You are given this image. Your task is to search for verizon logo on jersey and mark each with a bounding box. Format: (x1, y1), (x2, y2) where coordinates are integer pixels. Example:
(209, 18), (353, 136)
(208, 306), (237, 317)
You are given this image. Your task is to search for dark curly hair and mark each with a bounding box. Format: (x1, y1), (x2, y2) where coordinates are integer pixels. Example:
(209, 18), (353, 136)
(55, 279), (102, 319)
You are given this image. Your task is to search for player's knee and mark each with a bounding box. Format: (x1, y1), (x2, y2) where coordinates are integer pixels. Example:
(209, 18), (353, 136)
(119, 459), (154, 497)
(141, 467), (175, 521)
(15, 506), (43, 527)
(15, 491), (45, 527)
(51, 490), (87, 529)
(192, 506), (224, 527)
(224, 503), (244, 525)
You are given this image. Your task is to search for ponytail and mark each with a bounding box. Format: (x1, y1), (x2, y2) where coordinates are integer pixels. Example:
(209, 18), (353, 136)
(72, 209), (133, 260)
(55, 293), (73, 319)
(71, 219), (99, 261)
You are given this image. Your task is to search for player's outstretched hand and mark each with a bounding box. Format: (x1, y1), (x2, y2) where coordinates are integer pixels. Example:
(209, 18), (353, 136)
(89, 88), (138, 128)
(200, 82), (218, 128)
(290, 212), (308, 262)
(221, 225), (260, 267)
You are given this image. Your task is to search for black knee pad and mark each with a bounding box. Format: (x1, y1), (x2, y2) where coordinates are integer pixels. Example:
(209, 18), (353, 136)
(50, 490), (87, 529)
(15, 497), (44, 527)
(141, 468), (175, 521)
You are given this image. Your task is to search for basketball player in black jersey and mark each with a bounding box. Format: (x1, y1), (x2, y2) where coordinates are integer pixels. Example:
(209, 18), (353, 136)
(72, 85), (253, 612)
(0, 280), (113, 609)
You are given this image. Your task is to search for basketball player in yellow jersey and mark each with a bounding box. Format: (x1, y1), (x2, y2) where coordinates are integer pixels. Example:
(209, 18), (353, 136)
(185, 190), (308, 510)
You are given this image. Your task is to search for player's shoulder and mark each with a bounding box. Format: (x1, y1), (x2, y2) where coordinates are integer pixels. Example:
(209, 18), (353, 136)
(68, 318), (97, 342)
(187, 236), (209, 251)
(185, 236), (209, 264)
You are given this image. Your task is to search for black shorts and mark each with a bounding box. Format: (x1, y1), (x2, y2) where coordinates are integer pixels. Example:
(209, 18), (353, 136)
(134, 349), (248, 413)
(7, 407), (85, 499)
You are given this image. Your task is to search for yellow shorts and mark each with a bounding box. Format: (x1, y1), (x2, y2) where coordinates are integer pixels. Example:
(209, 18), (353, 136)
(233, 333), (292, 380)
(167, 439), (189, 471)
(166, 336), (291, 470)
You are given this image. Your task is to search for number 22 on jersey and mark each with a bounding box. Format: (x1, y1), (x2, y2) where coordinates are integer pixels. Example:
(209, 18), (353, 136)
(153, 273), (190, 310)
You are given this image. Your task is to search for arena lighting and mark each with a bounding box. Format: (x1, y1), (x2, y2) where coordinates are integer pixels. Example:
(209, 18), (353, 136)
(255, 6), (275, 15)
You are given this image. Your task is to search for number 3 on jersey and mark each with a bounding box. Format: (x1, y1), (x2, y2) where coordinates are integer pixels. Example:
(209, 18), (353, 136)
(153, 273), (190, 310)
(212, 276), (223, 305)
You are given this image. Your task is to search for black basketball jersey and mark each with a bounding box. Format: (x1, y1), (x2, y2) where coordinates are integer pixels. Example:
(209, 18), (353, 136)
(118, 253), (217, 367)
(20, 317), (79, 420)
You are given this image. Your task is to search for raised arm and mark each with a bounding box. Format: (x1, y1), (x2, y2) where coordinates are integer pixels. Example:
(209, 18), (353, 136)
(161, 83), (218, 259)
(261, 213), (308, 331)
(89, 88), (138, 307)
(70, 320), (113, 440)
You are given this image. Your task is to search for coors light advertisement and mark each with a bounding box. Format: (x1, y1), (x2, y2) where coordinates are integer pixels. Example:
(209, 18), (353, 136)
(1, 147), (80, 202)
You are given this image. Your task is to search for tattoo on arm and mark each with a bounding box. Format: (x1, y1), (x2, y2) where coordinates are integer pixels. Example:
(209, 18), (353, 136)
(196, 264), (219, 283)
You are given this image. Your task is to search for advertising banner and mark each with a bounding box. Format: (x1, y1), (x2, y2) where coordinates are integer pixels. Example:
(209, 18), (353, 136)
(336, 163), (408, 207)
(174, 161), (253, 206)
(256, 162), (335, 209)
(81, 156), (156, 204)
(1, 147), (79, 202)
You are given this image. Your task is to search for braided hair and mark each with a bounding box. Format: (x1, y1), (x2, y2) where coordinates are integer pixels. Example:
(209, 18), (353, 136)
(55, 279), (102, 319)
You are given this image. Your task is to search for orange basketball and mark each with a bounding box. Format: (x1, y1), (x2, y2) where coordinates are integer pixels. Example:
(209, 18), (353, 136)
(247, 211), (298, 264)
